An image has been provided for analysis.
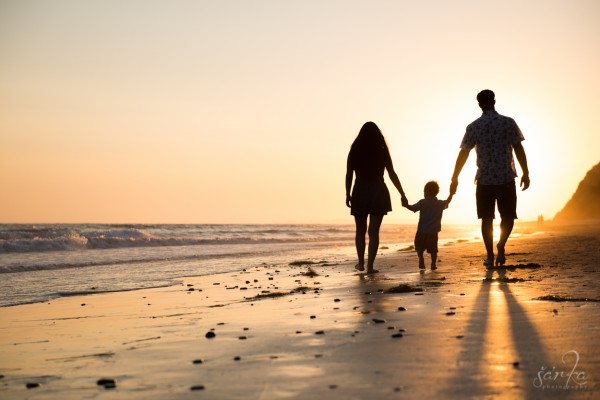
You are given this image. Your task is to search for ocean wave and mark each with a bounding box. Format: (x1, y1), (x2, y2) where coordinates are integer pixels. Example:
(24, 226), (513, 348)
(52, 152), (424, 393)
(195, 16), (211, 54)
(0, 230), (89, 253)
(0, 237), (326, 254)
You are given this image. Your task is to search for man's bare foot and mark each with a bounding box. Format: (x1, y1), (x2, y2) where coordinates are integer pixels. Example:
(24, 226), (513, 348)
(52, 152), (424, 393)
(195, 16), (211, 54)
(355, 263), (365, 271)
(495, 245), (506, 266)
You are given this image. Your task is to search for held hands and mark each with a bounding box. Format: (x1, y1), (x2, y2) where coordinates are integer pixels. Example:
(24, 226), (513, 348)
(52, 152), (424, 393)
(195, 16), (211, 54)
(401, 195), (409, 208)
(450, 179), (458, 195)
(520, 175), (530, 191)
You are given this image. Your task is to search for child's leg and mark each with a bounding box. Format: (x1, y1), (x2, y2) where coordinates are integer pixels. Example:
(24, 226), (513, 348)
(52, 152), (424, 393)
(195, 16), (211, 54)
(430, 252), (438, 270)
(417, 250), (425, 269)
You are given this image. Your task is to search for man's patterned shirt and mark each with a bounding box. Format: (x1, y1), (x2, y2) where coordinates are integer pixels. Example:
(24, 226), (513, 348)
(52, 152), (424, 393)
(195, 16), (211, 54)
(460, 110), (525, 185)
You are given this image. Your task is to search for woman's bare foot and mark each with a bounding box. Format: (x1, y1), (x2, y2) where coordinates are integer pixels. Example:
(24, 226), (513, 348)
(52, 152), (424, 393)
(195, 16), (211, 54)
(355, 263), (365, 272)
(483, 256), (494, 269)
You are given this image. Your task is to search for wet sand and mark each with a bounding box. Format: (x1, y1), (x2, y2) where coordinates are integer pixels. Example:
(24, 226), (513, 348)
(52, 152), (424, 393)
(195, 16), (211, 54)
(0, 221), (598, 399)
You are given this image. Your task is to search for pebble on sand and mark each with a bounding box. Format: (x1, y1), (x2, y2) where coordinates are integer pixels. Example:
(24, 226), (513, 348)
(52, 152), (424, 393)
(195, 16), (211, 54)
(193, 359), (204, 364)
(205, 331), (216, 338)
(315, 330), (325, 335)
(391, 333), (403, 338)
(26, 382), (40, 389)
(398, 307), (407, 311)
(372, 318), (386, 324)
(190, 385), (205, 391)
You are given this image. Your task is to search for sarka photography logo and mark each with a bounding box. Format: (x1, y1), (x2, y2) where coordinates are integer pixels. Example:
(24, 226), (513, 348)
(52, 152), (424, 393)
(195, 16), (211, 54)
(533, 350), (588, 390)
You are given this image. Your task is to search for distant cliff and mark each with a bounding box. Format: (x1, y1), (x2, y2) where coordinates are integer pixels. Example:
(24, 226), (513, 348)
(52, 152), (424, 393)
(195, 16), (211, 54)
(554, 162), (600, 220)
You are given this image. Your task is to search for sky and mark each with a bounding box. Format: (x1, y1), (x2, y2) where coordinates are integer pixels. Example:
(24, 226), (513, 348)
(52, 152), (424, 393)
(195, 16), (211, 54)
(1, 0), (599, 224)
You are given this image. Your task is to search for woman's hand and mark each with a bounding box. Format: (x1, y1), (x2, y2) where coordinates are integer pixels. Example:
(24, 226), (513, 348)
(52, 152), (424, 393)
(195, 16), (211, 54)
(346, 194), (352, 208)
(401, 195), (409, 207)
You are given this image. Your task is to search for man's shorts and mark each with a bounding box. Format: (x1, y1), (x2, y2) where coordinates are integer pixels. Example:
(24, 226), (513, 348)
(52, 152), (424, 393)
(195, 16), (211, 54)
(414, 231), (438, 254)
(476, 182), (517, 219)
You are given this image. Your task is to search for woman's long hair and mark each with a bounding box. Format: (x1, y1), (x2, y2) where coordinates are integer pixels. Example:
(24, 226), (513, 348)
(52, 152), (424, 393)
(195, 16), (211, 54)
(349, 121), (389, 180)
(352, 121), (387, 152)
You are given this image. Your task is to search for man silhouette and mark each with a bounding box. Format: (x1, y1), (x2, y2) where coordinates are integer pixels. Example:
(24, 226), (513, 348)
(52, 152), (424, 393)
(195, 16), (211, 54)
(450, 90), (530, 268)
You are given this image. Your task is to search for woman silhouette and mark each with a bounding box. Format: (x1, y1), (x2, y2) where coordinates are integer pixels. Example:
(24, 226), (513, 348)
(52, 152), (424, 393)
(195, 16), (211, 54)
(346, 122), (407, 274)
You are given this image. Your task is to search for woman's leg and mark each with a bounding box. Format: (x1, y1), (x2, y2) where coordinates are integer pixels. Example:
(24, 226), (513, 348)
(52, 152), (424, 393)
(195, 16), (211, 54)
(354, 215), (368, 270)
(366, 214), (384, 273)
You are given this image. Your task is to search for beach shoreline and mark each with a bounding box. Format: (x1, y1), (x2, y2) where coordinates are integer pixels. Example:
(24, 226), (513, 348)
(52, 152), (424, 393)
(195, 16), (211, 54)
(0, 221), (598, 399)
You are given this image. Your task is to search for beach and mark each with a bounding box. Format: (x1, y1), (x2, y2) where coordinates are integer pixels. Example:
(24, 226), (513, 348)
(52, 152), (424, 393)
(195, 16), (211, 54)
(0, 221), (598, 399)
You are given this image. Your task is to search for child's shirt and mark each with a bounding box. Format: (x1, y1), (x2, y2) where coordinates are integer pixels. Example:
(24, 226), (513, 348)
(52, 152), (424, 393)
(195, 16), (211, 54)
(407, 197), (450, 234)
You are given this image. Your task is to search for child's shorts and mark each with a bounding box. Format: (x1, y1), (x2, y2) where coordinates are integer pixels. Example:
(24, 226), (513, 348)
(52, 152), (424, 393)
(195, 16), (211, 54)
(414, 232), (438, 254)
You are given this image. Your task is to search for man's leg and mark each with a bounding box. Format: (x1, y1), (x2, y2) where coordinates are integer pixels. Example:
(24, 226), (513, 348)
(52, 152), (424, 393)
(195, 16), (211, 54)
(481, 218), (494, 266)
(496, 182), (518, 266)
(477, 185), (496, 267)
(354, 215), (367, 270)
(366, 214), (384, 273)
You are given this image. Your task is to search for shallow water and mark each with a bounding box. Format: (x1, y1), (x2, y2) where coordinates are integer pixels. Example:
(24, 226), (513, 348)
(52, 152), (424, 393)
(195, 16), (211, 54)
(0, 223), (480, 307)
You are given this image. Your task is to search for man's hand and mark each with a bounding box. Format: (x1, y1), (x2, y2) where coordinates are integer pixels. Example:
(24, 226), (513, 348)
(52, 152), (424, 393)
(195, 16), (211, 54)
(346, 195), (352, 208)
(450, 179), (458, 195)
(520, 175), (530, 191)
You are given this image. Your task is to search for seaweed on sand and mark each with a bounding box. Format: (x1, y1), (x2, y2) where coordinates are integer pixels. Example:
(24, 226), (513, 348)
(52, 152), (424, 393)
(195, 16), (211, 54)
(301, 267), (319, 277)
(247, 286), (313, 300)
(289, 260), (323, 266)
(384, 284), (423, 294)
(398, 245), (415, 252)
(534, 295), (600, 302)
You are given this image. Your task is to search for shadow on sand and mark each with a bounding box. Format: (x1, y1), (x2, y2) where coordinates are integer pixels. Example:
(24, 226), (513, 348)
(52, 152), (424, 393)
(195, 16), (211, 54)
(439, 268), (552, 399)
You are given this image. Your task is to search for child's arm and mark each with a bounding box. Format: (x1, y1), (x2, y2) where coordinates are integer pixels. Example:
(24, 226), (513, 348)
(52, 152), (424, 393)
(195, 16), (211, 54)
(402, 199), (420, 213)
(444, 192), (454, 208)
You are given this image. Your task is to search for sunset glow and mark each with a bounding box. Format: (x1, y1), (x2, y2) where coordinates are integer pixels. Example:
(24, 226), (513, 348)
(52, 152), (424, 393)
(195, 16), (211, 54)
(1, 0), (599, 224)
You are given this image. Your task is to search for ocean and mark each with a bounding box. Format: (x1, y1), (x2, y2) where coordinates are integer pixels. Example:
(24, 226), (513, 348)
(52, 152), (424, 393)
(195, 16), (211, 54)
(0, 224), (479, 307)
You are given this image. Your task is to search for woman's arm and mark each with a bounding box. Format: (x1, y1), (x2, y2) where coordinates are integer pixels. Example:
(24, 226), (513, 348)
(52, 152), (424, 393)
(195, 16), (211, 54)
(345, 153), (353, 208)
(385, 151), (406, 199)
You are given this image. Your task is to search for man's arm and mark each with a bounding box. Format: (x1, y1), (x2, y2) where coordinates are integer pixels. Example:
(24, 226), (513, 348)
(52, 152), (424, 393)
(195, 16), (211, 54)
(450, 148), (470, 194)
(513, 143), (530, 191)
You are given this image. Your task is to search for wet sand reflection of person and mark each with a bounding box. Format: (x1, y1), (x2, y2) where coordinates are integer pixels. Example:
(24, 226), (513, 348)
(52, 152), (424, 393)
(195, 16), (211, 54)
(346, 122), (407, 274)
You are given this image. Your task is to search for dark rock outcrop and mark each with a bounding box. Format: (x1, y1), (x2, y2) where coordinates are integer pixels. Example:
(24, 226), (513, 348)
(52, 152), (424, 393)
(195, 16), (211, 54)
(554, 162), (600, 220)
